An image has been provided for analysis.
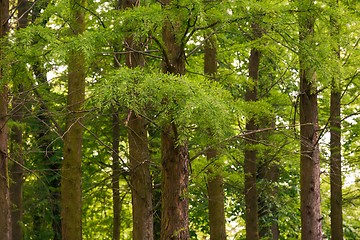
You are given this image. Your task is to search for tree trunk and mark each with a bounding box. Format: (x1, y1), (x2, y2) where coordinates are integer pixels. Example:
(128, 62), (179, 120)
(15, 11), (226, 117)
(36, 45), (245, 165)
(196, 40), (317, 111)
(0, 0), (12, 238)
(204, 36), (226, 240)
(112, 109), (121, 240)
(206, 149), (226, 240)
(244, 22), (261, 240)
(161, 124), (189, 240)
(61, 0), (86, 239)
(298, 1), (322, 239)
(160, 1), (189, 239)
(128, 112), (153, 240)
(330, 1), (343, 238)
(120, 1), (154, 239)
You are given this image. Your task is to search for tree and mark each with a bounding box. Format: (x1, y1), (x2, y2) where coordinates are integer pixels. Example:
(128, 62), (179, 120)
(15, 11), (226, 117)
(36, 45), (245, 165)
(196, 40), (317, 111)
(298, 0), (322, 238)
(244, 21), (262, 240)
(329, 0), (343, 239)
(0, 0), (11, 238)
(204, 35), (227, 240)
(122, 1), (154, 239)
(60, 0), (86, 238)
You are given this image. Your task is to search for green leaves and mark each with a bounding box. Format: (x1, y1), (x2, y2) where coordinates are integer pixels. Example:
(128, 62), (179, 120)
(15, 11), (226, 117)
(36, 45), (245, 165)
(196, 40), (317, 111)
(94, 67), (234, 141)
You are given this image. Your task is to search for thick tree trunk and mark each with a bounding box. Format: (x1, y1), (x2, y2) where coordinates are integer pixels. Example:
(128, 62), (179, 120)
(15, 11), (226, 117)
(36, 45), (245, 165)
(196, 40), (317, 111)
(298, 1), (322, 239)
(0, 0), (11, 238)
(160, 1), (189, 239)
(128, 112), (153, 240)
(161, 124), (189, 240)
(204, 36), (226, 240)
(330, 1), (343, 238)
(244, 22), (261, 240)
(61, 0), (86, 239)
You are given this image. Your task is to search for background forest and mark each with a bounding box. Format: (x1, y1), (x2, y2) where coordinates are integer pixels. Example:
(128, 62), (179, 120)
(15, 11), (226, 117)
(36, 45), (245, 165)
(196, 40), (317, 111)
(0, 0), (360, 239)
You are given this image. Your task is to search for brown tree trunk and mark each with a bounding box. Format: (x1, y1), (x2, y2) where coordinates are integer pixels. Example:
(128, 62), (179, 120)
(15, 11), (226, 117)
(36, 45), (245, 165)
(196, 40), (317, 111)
(204, 36), (226, 240)
(0, 0), (12, 238)
(120, 1), (154, 239)
(160, 3), (189, 238)
(244, 22), (261, 240)
(60, 0), (86, 239)
(298, 1), (322, 239)
(330, 1), (343, 238)
(161, 124), (189, 240)
(9, 2), (29, 239)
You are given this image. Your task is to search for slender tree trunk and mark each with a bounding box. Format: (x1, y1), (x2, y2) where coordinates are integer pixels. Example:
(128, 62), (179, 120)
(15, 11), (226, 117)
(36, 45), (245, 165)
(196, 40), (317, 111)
(244, 22), (261, 240)
(160, 2), (189, 238)
(61, 0), (86, 239)
(298, 1), (322, 239)
(9, 2), (29, 239)
(119, 1), (154, 239)
(112, 109), (121, 240)
(204, 36), (226, 240)
(258, 153), (280, 240)
(330, 1), (343, 238)
(10, 88), (24, 240)
(0, 0), (12, 238)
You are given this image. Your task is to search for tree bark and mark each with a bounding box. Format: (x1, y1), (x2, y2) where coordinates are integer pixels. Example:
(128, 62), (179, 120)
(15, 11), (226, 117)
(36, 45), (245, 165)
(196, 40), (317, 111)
(161, 123), (189, 240)
(0, 0), (12, 238)
(204, 36), (226, 240)
(298, 1), (322, 239)
(119, 1), (154, 239)
(160, 3), (189, 237)
(244, 22), (261, 240)
(60, 0), (86, 239)
(330, 1), (343, 238)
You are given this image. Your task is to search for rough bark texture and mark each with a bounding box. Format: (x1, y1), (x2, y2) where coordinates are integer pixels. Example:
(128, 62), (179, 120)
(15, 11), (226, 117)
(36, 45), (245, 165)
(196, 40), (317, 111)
(161, 124), (189, 240)
(204, 36), (226, 240)
(128, 112), (153, 240)
(160, 3), (189, 237)
(298, 1), (322, 239)
(0, 0), (11, 238)
(244, 22), (261, 240)
(330, 1), (343, 238)
(121, 1), (154, 238)
(61, 0), (86, 239)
